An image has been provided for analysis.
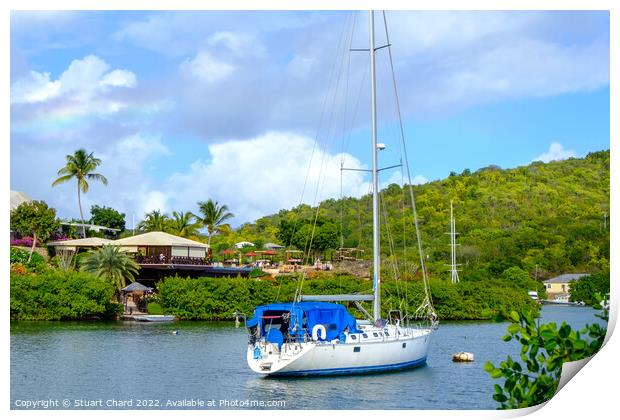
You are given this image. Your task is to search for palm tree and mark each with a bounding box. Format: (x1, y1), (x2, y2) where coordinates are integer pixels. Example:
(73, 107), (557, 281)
(137, 210), (170, 232)
(81, 245), (140, 301)
(167, 211), (200, 238)
(197, 199), (234, 248)
(52, 149), (108, 238)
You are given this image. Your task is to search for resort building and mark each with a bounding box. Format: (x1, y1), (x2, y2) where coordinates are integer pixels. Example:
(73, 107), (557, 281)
(542, 273), (589, 303)
(47, 237), (114, 251)
(263, 243), (284, 250)
(112, 231), (208, 261)
(48, 231), (252, 285)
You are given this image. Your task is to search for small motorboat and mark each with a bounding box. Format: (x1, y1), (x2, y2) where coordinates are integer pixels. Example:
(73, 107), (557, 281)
(133, 315), (176, 322)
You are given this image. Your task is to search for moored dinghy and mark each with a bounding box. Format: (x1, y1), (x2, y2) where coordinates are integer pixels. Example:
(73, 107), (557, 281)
(133, 315), (176, 322)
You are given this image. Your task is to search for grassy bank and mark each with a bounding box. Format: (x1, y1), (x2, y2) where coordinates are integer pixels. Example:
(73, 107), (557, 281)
(156, 271), (540, 321)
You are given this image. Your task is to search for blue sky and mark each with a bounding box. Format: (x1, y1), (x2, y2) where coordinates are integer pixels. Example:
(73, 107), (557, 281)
(10, 10), (610, 225)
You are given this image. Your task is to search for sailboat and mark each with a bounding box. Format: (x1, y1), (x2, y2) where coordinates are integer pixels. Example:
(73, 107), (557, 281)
(244, 11), (437, 377)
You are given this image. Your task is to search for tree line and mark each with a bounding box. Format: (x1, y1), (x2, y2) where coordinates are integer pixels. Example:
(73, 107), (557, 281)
(222, 150), (610, 281)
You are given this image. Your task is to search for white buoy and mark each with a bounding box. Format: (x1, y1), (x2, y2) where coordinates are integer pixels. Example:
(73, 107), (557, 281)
(452, 352), (474, 362)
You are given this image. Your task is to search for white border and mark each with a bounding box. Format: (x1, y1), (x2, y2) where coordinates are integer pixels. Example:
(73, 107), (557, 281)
(3, 1), (617, 420)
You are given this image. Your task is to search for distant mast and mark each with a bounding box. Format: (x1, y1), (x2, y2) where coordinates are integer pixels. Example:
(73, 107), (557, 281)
(447, 200), (460, 284)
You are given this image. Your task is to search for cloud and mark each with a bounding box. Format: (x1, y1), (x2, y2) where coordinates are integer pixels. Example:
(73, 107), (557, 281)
(532, 142), (577, 163)
(101, 69), (137, 88)
(163, 132), (370, 223)
(10, 70), (60, 103)
(180, 51), (234, 83)
(96, 134), (171, 218)
(411, 175), (428, 185)
(10, 55), (150, 142)
(381, 11), (609, 115)
(207, 31), (265, 57)
(112, 11), (326, 57)
(11, 55), (138, 125)
(162, 10), (609, 140)
(9, 11), (609, 226)
(15, 11), (608, 142)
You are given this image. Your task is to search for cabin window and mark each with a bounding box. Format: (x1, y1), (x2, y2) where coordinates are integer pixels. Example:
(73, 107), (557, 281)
(362, 333), (368, 339)
(373, 332), (379, 338)
(350, 335), (357, 340)
(353, 346), (361, 353)
(385, 332), (390, 337)
(402, 343), (407, 349)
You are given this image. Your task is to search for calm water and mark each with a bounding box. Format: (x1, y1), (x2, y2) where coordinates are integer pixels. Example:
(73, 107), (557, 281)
(11, 305), (602, 410)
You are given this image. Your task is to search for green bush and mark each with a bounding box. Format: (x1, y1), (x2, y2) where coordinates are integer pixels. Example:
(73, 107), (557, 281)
(10, 270), (122, 320)
(569, 272), (610, 305)
(156, 273), (539, 321)
(484, 303), (607, 409)
(10, 247), (45, 268)
(147, 302), (164, 315)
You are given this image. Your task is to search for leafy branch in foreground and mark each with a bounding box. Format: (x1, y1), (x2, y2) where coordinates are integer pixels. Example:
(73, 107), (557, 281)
(484, 297), (608, 409)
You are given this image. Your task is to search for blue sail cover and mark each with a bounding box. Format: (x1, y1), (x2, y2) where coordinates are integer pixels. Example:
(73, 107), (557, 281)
(248, 302), (361, 341)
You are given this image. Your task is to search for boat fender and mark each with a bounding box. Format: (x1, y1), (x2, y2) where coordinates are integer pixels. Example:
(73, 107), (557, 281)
(452, 352), (474, 362)
(253, 344), (262, 360)
(312, 324), (327, 341)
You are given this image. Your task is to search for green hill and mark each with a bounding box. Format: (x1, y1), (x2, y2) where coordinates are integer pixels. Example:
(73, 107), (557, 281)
(214, 150), (610, 281)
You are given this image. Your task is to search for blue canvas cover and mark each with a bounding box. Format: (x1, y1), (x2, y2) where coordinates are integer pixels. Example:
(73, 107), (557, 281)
(247, 302), (361, 342)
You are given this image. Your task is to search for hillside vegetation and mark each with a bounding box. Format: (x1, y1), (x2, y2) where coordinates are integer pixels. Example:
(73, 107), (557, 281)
(214, 150), (609, 281)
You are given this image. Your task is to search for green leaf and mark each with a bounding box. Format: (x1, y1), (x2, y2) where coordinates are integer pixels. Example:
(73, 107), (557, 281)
(483, 361), (495, 373)
(508, 323), (521, 334)
(493, 393), (508, 403)
(573, 340), (586, 351)
(509, 310), (521, 323)
(558, 324), (571, 339)
(540, 330), (556, 341)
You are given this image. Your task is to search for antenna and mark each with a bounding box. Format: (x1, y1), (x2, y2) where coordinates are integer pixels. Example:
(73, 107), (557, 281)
(445, 200), (461, 284)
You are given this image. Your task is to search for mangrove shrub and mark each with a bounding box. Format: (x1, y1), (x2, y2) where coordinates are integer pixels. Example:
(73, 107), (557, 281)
(10, 270), (122, 320)
(484, 304), (607, 409)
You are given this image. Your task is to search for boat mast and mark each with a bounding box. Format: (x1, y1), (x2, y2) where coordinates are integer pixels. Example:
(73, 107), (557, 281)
(449, 200), (460, 284)
(369, 10), (381, 321)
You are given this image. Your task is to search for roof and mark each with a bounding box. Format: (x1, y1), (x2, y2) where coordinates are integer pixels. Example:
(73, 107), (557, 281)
(543, 273), (589, 284)
(263, 243), (284, 249)
(48, 237), (114, 247)
(10, 190), (32, 211)
(110, 231), (208, 248)
(122, 282), (153, 293)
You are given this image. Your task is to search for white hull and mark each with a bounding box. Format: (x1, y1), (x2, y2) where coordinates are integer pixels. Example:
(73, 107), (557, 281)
(247, 324), (433, 376)
(133, 315), (176, 322)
